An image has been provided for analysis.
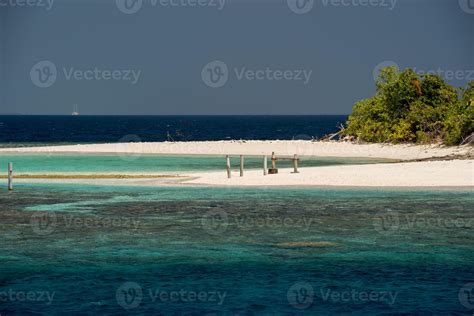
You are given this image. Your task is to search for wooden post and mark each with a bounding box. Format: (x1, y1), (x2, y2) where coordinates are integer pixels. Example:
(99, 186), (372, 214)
(226, 155), (231, 179)
(292, 154), (299, 173)
(268, 152), (278, 174)
(263, 155), (267, 175)
(240, 155), (244, 177)
(8, 162), (13, 191)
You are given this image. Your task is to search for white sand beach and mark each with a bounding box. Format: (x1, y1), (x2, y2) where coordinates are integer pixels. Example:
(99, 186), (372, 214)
(0, 140), (471, 160)
(1, 141), (472, 188)
(182, 160), (473, 188)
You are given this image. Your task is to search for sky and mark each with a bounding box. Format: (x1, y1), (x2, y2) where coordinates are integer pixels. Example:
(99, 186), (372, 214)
(0, 0), (473, 115)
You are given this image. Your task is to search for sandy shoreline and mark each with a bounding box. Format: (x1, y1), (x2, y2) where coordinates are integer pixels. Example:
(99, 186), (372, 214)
(7, 160), (474, 188)
(0, 140), (471, 160)
(1, 141), (472, 188)
(180, 160), (473, 187)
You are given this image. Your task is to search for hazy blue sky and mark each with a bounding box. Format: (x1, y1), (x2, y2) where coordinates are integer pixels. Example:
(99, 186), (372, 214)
(1, 0), (473, 115)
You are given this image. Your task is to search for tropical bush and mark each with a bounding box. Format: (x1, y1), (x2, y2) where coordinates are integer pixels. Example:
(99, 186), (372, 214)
(344, 66), (474, 145)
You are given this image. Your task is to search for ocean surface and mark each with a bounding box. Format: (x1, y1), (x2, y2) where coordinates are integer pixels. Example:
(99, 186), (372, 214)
(1, 115), (473, 314)
(0, 115), (346, 144)
(0, 184), (473, 314)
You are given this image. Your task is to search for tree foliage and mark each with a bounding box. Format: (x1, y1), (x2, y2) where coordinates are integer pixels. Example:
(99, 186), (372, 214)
(344, 66), (474, 145)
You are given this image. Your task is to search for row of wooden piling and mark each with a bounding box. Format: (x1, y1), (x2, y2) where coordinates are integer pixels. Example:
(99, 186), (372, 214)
(5, 162), (13, 190)
(4, 154), (300, 187)
(225, 152), (300, 178)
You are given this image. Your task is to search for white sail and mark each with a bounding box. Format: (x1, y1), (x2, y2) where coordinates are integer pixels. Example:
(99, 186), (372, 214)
(72, 104), (79, 116)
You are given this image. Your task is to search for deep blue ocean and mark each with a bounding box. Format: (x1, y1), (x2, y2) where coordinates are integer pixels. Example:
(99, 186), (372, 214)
(0, 115), (346, 143)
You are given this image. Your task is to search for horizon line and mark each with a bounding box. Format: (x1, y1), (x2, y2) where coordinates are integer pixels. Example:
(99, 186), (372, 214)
(0, 114), (350, 116)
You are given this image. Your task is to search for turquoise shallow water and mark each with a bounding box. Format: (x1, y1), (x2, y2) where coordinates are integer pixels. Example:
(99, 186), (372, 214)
(0, 183), (473, 314)
(0, 154), (392, 174)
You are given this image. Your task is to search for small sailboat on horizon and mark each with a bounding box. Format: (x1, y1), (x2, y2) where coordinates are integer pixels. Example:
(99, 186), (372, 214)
(72, 104), (80, 116)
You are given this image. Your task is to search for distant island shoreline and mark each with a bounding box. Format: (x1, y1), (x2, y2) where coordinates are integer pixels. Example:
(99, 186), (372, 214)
(1, 140), (472, 188)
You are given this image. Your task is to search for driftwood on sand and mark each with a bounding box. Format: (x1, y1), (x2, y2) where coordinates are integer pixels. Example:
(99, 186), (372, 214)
(461, 133), (474, 146)
(320, 124), (346, 141)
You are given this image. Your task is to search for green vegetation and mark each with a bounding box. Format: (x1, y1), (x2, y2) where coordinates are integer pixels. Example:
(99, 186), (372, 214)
(344, 66), (474, 145)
